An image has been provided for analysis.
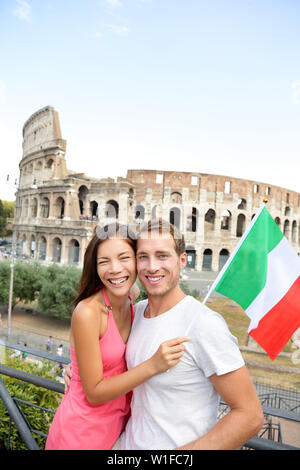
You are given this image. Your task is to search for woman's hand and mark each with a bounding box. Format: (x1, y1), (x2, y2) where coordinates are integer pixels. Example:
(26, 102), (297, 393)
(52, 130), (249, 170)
(149, 337), (190, 374)
(63, 363), (72, 392)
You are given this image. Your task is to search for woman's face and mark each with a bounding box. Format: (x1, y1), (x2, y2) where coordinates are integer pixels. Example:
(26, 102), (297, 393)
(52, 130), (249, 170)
(96, 237), (136, 298)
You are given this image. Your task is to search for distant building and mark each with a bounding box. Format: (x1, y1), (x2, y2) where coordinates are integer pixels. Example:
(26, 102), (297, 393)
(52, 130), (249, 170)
(13, 105), (300, 270)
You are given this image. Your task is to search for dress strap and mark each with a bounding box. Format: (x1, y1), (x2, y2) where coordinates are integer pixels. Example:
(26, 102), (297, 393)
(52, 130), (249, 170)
(102, 288), (112, 311)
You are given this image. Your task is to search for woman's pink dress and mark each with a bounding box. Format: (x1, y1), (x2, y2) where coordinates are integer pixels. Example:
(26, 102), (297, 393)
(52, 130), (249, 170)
(45, 290), (133, 450)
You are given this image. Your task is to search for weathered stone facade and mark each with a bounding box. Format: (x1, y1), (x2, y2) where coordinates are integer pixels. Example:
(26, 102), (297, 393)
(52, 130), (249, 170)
(14, 106), (300, 271)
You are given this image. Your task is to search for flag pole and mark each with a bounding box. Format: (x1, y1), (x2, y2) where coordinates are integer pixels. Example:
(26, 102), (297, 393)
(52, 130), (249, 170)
(202, 201), (267, 305)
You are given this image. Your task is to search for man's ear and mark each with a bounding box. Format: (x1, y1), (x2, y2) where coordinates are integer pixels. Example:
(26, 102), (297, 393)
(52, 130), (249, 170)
(180, 252), (187, 269)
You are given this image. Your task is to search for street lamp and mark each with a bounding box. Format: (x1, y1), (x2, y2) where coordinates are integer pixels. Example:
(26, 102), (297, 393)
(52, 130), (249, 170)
(3, 174), (18, 338)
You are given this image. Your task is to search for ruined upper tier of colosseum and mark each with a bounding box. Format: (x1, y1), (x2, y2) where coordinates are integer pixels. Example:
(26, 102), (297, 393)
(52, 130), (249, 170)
(14, 105), (300, 271)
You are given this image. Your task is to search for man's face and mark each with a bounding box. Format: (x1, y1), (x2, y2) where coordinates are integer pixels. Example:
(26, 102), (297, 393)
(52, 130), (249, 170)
(136, 231), (186, 297)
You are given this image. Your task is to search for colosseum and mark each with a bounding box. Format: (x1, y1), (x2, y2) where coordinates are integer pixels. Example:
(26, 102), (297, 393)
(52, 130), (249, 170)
(13, 105), (300, 272)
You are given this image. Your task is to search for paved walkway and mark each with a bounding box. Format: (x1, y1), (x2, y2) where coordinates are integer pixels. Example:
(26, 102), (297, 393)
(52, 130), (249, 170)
(0, 306), (71, 358)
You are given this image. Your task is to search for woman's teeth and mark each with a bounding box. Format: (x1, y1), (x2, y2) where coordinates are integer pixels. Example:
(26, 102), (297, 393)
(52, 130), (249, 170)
(109, 277), (128, 285)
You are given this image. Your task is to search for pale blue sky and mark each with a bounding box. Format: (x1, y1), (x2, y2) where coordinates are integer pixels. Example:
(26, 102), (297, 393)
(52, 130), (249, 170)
(1, 0), (300, 200)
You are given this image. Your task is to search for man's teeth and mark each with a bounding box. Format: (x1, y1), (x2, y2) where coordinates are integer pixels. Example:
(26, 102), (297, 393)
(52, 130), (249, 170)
(148, 276), (163, 282)
(109, 278), (127, 285)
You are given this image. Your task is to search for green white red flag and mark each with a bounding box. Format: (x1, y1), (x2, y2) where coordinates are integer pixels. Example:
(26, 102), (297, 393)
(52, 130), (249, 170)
(203, 203), (300, 360)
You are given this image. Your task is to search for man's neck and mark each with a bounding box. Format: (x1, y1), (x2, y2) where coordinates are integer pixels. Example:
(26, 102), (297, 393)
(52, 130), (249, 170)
(146, 286), (186, 318)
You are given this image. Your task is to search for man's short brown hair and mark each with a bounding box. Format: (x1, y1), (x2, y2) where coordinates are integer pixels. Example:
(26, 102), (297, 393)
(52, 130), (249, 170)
(137, 218), (186, 256)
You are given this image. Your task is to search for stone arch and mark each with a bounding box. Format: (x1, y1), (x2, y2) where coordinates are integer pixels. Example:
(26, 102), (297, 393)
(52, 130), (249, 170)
(30, 234), (36, 258)
(31, 197), (38, 218)
(285, 206), (291, 217)
(68, 239), (80, 263)
(52, 237), (62, 262)
(237, 198), (247, 210)
(90, 200), (98, 218)
(284, 219), (290, 239)
(236, 214), (246, 237)
(40, 197), (50, 218)
(105, 200), (119, 218)
(275, 217), (281, 227)
(187, 207), (198, 232)
(292, 220), (297, 242)
(205, 209), (215, 231)
(219, 249), (229, 271)
(54, 196), (65, 219)
(78, 185), (89, 215)
(23, 198), (29, 218)
(169, 207), (181, 229)
(39, 235), (47, 260)
(202, 249), (212, 271)
(220, 210), (231, 230)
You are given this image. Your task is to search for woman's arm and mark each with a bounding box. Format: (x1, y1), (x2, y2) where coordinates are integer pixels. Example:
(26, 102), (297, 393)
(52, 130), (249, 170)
(72, 304), (189, 405)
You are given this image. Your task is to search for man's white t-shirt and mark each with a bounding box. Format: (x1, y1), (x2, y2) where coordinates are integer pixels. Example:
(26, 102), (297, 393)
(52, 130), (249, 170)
(120, 296), (245, 450)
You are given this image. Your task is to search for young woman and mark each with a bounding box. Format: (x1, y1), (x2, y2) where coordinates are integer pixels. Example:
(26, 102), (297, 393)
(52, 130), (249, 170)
(46, 223), (188, 450)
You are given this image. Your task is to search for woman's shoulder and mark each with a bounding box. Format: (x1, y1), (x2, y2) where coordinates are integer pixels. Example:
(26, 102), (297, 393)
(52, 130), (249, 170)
(72, 295), (107, 323)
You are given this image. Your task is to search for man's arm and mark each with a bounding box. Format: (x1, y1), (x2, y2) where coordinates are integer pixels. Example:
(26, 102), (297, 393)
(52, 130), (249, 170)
(176, 365), (264, 450)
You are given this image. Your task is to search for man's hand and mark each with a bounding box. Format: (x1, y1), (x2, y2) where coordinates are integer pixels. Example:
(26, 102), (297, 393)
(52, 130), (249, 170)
(64, 363), (72, 392)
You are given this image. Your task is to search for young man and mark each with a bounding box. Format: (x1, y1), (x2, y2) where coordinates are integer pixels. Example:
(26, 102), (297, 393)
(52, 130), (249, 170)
(117, 219), (263, 450)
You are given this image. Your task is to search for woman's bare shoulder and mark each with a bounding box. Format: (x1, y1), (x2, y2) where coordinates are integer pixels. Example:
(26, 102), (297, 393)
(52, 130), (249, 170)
(72, 295), (107, 323)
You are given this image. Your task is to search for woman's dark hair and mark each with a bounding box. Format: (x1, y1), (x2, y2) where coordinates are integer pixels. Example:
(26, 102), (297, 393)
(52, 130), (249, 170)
(73, 222), (137, 306)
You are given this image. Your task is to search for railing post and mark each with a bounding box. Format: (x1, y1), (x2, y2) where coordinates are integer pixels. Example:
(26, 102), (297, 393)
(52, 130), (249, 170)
(0, 377), (40, 450)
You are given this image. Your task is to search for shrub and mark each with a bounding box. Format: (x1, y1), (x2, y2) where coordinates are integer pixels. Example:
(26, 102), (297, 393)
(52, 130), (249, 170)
(0, 351), (61, 450)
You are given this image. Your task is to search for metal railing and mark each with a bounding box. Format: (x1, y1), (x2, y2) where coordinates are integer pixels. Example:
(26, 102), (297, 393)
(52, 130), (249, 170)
(0, 341), (300, 450)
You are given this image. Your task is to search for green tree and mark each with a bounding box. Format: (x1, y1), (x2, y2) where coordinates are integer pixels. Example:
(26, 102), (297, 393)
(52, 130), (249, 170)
(37, 264), (81, 319)
(0, 260), (45, 309)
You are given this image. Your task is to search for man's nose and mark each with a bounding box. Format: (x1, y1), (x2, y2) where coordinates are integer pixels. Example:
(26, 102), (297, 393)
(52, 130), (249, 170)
(146, 257), (160, 273)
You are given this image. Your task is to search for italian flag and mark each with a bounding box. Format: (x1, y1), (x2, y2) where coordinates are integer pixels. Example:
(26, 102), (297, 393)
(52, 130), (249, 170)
(203, 203), (300, 360)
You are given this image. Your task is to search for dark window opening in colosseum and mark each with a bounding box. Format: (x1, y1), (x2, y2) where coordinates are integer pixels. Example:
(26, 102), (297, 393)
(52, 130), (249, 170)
(24, 199), (29, 218)
(205, 209), (215, 230)
(285, 206), (291, 217)
(237, 198), (247, 210)
(31, 198), (38, 218)
(39, 237), (47, 260)
(219, 249), (229, 271)
(236, 214), (246, 237)
(129, 188), (134, 198)
(186, 249), (196, 268)
(46, 159), (54, 169)
(30, 236), (36, 258)
(221, 210), (231, 230)
(266, 186), (271, 196)
(53, 237), (62, 262)
(69, 239), (80, 263)
(170, 207), (181, 229)
(292, 221), (297, 243)
(135, 205), (145, 221)
(171, 192), (182, 204)
(55, 197), (65, 219)
(202, 249), (212, 271)
(275, 217), (281, 227)
(78, 186), (89, 215)
(105, 200), (119, 219)
(253, 184), (259, 194)
(286, 193), (290, 203)
(284, 220), (290, 238)
(90, 201), (98, 218)
(187, 208), (198, 232)
(41, 197), (50, 218)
